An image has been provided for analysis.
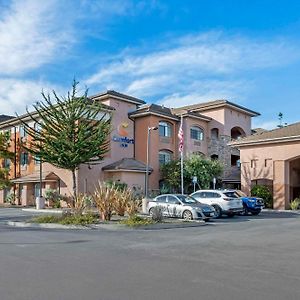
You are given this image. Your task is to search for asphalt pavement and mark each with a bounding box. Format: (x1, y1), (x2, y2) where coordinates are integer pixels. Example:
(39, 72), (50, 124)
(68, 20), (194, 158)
(0, 208), (299, 300)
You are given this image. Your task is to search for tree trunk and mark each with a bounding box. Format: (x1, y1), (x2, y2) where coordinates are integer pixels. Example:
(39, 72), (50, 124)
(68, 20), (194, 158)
(71, 169), (77, 205)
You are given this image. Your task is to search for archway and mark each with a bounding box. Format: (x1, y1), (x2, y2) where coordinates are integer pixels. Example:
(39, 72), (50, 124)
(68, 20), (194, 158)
(231, 127), (246, 140)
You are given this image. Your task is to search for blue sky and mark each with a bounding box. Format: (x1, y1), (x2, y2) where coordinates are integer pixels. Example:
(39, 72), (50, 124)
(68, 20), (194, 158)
(1, 0), (300, 129)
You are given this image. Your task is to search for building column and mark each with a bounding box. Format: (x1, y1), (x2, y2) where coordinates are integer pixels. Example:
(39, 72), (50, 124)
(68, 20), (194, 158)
(273, 160), (290, 210)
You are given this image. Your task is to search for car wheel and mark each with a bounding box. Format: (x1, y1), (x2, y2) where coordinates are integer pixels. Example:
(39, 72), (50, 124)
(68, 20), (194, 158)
(251, 210), (261, 216)
(242, 205), (249, 216)
(182, 210), (193, 220)
(212, 205), (222, 218)
(149, 207), (155, 216)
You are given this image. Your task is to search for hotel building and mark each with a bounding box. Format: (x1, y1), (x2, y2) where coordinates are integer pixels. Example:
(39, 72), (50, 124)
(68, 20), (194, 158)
(0, 91), (259, 206)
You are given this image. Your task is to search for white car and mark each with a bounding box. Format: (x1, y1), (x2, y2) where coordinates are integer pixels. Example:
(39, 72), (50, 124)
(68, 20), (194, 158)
(190, 190), (243, 218)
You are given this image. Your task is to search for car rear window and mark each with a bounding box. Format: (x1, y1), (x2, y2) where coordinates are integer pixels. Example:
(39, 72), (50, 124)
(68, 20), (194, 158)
(223, 192), (239, 198)
(156, 196), (167, 203)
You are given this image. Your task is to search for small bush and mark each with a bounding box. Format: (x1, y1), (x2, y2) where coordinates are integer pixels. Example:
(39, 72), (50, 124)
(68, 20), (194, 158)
(30, 215), (61, 223)
(290, 198), (300, 210)
(150, 206), (164, 222)
(30, 213), (97, 225)
(93, 183), (118, 221)
(105, 180), (127, 191)
(44, 189), (62, 208)
(70, 194), (94, 215)
(251, 185), (273, 208)
(126, 199), (142, 216)
(59, 213), (97, 225)
(120, 215), (154, 227)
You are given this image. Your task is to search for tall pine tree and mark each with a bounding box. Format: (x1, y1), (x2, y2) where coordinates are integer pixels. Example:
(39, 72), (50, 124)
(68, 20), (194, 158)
(20, 81), (111, 201)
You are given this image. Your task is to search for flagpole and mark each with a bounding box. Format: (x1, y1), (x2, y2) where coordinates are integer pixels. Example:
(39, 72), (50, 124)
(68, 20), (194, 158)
(180, 146), (184, 194)
(180, 115), (184, 194)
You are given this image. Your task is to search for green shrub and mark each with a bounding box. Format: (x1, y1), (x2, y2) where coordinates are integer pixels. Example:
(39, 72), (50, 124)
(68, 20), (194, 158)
(251, 185), (273, 208)
(30, 215), (61, 223)
(44, 189), (62, 208)
(59, 213), (97, 225)
(30, 213), (97, 225)
(290, 198), (300, 210)
(105, 180), (127, 191)
(120, 215), (154, 227)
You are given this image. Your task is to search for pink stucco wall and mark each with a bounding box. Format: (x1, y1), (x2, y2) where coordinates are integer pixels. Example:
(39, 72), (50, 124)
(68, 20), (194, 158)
(239, 140), (300, 209)
(183, 117), (209, 156)
(77, 97), (138, 193)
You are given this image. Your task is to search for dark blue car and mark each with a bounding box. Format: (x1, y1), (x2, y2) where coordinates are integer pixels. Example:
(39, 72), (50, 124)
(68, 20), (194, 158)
(236, 190), (264, 216)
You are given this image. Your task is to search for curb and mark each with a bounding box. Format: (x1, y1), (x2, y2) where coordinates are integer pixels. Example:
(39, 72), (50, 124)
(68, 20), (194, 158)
(5, 220), (206, 231)
(22, 208), (65, 214)
(6, 221), (89, 230)
(262, 209), (300, 215)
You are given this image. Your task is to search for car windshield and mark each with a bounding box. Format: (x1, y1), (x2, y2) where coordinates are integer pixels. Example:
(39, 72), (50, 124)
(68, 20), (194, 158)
(223, 191), (240, 198)
(235, 190), (247, 197)
(176, 195), (197, 204)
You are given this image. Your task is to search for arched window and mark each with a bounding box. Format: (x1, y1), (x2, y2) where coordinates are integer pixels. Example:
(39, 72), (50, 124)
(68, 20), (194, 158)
(211, 128), (219, 139)
(190, 126), (204, 141)
(159, 150), (173, 165)
(159, 121), (172, 137)
(211, 154), (218, 160)
(231, 127), (246, 140)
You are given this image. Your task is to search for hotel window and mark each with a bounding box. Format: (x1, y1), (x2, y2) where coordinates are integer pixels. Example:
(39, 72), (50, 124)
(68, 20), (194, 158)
(19, 125), (27, 138)
(159, 150), (172, 165)
(211, 128), (219, 139)
(20, 152), (29, 166)
(190, 126), (204, 141)
(159, 121), (172, 137)
(3, 158), (11, 168)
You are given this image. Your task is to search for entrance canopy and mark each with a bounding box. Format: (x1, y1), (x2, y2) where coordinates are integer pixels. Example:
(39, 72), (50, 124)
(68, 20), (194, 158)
(11, 172), (60, 184)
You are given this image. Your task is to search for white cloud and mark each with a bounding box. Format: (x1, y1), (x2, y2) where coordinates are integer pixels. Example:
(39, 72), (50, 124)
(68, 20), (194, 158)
(0, 0), (74, 75)
(0, 79), (63, 115)
(86, 32), (300, 107)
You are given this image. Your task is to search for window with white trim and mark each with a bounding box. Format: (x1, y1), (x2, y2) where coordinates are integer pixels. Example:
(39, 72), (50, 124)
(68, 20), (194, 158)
(159, 121), (172, 137)
(159, 150), (172, 165)
(190, 126), (204, 140)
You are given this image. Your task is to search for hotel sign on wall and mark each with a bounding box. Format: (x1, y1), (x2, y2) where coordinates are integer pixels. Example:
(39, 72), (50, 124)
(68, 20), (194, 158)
(112, 122), (134, 148)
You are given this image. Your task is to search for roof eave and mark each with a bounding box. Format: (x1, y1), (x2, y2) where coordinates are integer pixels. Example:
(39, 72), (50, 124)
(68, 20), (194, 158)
(230, 135), (300, 147)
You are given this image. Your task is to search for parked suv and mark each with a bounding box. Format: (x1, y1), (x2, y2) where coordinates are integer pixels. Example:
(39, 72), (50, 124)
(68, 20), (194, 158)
(235, 190), (264, 216)
(190, 190), (243, 218)
(148, 194), (216, 221)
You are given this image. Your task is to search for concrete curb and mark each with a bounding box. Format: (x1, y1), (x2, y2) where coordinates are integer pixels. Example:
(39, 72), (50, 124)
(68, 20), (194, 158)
(22, 208), (65, 214)
(6, 221), (89, 230)
(5, 220), (206, 231)
(262, 209), (300, 215)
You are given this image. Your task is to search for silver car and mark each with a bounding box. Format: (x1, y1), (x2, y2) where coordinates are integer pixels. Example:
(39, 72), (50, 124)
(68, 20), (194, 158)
(148, 194), (216, 221)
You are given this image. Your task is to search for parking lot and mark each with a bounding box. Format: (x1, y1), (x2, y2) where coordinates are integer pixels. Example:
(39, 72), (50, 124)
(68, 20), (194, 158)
(0, 209), (299, 300)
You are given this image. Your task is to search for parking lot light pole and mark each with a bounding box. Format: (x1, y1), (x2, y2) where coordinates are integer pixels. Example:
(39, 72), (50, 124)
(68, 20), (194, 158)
(143, 126), (158, 213)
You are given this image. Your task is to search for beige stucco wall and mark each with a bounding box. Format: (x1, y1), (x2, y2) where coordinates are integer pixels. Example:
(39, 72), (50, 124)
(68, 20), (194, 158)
(77, 97), (138, 194)
(224, 108), (251, 136)
(239, 140), (300, 209)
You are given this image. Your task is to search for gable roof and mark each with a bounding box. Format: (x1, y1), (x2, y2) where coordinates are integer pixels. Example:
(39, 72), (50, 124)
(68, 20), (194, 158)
(129, 103), (180, 121)
(0, 114), (15, 123)
(102, 158), (153, 172)
(177, 100), (260, 117)
(90, 90), (146, 105)
(231, 122), (300, 146)
(171, 108), (212, 122)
